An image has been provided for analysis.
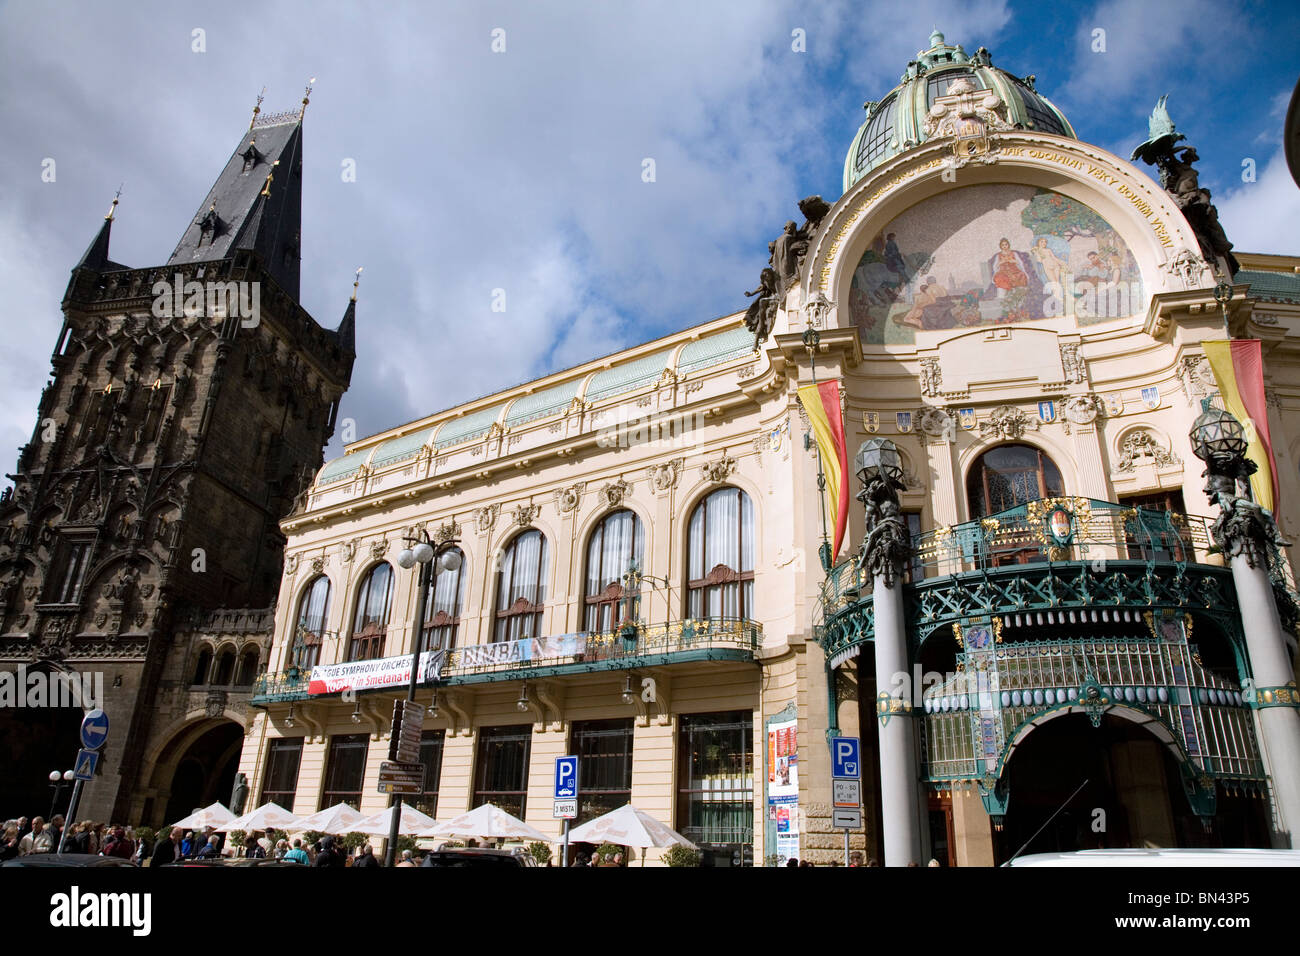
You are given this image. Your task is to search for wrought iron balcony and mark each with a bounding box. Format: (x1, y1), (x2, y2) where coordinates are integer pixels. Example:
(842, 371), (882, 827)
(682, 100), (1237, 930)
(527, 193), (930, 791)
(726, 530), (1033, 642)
(816, 497), (1218, 637)
(251, 617), (762, 704)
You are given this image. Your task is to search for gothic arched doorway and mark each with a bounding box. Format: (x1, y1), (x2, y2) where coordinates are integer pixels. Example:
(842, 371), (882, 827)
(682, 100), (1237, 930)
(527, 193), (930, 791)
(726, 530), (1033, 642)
(157, 720), (245, 827)
(0, 669), (85, 821)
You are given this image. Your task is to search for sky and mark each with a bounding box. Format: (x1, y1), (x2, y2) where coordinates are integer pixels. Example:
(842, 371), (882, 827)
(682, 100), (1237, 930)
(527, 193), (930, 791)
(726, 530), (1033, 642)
(1, 0), (1297, 474)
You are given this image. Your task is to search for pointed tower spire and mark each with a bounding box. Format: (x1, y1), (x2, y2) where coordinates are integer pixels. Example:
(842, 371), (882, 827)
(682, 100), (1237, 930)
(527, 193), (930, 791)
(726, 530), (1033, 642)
(168, 103), (304, 299)
(76, 187), (123, 271)
(336, 267), (360, 355)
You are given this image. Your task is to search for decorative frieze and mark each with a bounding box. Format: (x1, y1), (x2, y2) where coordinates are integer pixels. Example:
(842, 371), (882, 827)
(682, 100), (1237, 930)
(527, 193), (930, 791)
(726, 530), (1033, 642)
(474, 504), (501, 535)
(1115, 429), (1181, 472)
(512, 503), (540, 528)
(433, 520), (461, 544)
(919, 358), (943, 397)
(648, 458), (684, 493)
(701, 452), (737, 484)
(553, 483), (586, 515)
(599, 479), (631, 509)
(978, 405), (1037, 441)
(1059, 343), (1085, 384)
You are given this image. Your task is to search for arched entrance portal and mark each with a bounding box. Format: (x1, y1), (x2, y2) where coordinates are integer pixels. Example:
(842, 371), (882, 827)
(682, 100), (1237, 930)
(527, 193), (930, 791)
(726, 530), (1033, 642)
(158, 721), (244, 826)
(994, 712), (1269, 863)
(0, 677), (84, 821)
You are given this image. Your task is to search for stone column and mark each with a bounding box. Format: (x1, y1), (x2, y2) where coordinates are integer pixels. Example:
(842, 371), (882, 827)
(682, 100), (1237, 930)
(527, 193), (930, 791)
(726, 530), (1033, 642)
(858, 440), (922, 866)
(1205, 469), (1300, 844)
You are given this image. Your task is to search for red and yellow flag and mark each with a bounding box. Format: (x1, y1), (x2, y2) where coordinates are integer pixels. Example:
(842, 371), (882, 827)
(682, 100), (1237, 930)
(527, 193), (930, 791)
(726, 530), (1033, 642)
(1203, 339), (1277, 512)
(797, 381), (849, 559)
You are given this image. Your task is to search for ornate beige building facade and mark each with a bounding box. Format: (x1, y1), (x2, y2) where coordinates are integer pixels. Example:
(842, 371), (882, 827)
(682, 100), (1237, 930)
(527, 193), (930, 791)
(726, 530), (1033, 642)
(237, 33), (1300, 864)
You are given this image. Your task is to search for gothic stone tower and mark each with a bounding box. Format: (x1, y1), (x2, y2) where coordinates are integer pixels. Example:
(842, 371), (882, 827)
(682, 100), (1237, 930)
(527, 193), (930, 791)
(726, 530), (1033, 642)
(0, 106), (355, 823)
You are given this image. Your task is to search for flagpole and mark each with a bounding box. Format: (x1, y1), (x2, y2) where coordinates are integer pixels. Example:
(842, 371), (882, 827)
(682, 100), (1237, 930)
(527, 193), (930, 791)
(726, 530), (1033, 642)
(802, 326), (832, 573)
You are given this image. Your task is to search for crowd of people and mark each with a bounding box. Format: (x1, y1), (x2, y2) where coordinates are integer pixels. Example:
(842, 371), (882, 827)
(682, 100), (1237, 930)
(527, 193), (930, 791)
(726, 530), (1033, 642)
(1, 815), (139, 861)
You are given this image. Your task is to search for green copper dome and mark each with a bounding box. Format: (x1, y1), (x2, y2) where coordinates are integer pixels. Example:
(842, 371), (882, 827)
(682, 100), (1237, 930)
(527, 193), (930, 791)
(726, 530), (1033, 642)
(843, 31), (1077, 193)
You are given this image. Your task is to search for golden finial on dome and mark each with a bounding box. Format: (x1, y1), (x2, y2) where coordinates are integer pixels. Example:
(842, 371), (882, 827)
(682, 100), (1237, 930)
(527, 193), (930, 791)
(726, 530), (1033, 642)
(248, 86), (266, 131)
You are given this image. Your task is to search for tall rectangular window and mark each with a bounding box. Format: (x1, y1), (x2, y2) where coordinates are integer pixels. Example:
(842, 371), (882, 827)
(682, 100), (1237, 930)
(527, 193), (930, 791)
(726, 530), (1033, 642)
(572, 718), (633, 825)
(260, 738), (304, 810)
(414, 730), (446, 818)
(44, 540), (92, 604)
(677, 711), (754, 866)
(320, 733), (369, 810)
(473, 725), (532, 819)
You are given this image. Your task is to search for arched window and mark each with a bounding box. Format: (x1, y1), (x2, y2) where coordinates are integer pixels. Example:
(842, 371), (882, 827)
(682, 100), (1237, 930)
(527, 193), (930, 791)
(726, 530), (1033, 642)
(493, 530), (549, 643)
(966, 444), (1065, 518)
(213, 647), (236, 686)
(583, 510), (645, 633)
(235, 648), (260, 686)
(687, 488), (755, 620)
(421, 547), (467, 653)
(191, 647), (213, 686)
(349, 563), (393, 661)
(293, 575), (331, 672)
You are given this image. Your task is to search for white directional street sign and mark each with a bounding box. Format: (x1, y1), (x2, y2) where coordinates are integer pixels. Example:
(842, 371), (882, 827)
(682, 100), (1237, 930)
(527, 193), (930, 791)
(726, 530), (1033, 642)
(80, 709), (109, 751)
(553, 798), (578, 819)
(832, 807), (863, 829)
(832, 778), (861, 809)
(73, 749), (99, 781)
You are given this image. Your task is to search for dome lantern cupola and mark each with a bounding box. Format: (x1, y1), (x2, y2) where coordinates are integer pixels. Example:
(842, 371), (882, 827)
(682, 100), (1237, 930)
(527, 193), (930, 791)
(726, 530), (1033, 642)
(843, 31), (1077, 193)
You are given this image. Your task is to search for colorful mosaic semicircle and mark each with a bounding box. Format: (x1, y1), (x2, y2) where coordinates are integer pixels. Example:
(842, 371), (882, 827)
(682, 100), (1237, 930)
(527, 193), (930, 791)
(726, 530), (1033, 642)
(848, 184), (1145, 345)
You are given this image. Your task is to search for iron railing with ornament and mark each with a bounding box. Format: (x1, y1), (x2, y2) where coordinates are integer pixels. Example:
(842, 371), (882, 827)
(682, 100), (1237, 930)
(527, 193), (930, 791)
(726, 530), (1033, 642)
(251, 617), (761, 704)
(814, 497), (1220, 646)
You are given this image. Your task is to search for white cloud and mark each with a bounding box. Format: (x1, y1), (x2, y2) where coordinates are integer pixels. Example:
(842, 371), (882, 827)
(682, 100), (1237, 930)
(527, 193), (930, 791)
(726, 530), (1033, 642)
(1217, 147), (1300, 256)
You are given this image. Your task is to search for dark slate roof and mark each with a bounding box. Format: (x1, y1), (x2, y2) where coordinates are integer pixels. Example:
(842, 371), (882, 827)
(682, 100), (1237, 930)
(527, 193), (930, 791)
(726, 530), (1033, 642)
(166, 114), (304, 300)
(1239, 269), (1300, 304)
(75, 216), (128, 272)
(336, 297), (356, 355)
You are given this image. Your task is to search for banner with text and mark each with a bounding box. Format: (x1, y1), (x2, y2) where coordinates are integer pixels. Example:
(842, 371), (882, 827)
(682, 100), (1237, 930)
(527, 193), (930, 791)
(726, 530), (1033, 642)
(308, 649), (444, 695)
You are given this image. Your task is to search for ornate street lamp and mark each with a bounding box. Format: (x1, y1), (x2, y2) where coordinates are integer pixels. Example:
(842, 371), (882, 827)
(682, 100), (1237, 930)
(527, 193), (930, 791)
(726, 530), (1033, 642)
(855, 437), (905, 492)
(1189, 406), (1250, 476)
(387, 529), (461, 866)
(48, 769), (74, 822)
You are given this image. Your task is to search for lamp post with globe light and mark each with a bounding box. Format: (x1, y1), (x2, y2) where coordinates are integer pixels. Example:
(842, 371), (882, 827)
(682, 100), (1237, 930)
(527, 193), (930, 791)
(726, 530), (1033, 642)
(1190, 405), (1300, 842)
(385, 530), (461, 866)
(48, 769), (74, 823)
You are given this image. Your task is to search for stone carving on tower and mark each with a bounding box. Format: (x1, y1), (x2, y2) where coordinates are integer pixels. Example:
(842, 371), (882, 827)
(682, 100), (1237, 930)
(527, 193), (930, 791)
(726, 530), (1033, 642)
(924, 76), (1013, 169)
(743, 195), (831, 349)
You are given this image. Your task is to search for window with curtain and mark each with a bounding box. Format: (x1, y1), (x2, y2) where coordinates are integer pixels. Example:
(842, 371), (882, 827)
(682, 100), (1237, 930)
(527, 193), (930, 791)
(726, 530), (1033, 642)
(413, 730), (446, 818)
(572, 719), (634, 825)
(473, 725), (532, 819)
(583, 510), (644, 633)
(260, 738), (303, 810)
(349, 563), (393, 661)
(320, 733), (369, 810)
(493, 530), (548, 642)
(965, 444), (1065, 518)
(676, 711), (754, 860)
(44, 539), (92, 604)
(293, 575), (330, 671)
(421, 548), (466, 652)
(686, 488), (755, 620)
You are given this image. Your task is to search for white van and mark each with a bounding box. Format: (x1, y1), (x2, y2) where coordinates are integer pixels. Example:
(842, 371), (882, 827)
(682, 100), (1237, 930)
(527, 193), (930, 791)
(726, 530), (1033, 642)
(1004, 848), (1300, 866)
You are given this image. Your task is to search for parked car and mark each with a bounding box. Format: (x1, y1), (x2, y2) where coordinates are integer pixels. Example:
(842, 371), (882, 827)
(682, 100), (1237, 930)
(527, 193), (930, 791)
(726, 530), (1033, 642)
(421, 847), (537, 868)
(3, 854), (139, 868)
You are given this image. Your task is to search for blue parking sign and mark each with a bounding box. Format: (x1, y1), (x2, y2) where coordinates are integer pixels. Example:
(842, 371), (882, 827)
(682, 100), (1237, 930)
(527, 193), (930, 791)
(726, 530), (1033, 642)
(555, 755), (578, 799)
(831, 737), (860, 778)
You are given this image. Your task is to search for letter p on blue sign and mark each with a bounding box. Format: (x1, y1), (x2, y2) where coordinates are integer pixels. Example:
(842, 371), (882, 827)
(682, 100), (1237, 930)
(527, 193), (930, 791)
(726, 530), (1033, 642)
(832, 737), (860, 778)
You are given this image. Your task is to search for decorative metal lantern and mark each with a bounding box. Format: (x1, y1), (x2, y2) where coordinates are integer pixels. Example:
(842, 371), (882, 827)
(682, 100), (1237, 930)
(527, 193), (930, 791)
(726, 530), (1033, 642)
(855, 437), (904, 488)
(1188, 406), (1248, 464)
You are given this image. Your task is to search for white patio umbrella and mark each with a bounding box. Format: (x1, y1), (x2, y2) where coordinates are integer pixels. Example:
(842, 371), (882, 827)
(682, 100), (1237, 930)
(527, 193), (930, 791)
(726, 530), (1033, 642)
(168, 802), (235, 831)
(224, 801), (303, 833)
(353, 803), (437, 837)
(292, 802), (367, 834)
(567, 804), (696, 865)
(418, 803), (553, 843)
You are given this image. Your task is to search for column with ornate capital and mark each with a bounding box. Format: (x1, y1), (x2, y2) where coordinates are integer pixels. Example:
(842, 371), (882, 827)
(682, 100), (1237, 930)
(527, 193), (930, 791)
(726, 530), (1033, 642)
(857, 439), (922, 865)
(1191, 407), (1300, 844)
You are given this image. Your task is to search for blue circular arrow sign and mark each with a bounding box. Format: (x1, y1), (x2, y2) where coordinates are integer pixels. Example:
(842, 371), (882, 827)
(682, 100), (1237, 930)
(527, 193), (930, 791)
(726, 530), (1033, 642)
(80, 709), (109, 751)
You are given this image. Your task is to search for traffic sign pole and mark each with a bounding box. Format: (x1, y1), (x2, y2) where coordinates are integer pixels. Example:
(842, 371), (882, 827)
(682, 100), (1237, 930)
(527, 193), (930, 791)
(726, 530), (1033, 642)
(562, 819), (570, 868)
(57, 781), (83, 854)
